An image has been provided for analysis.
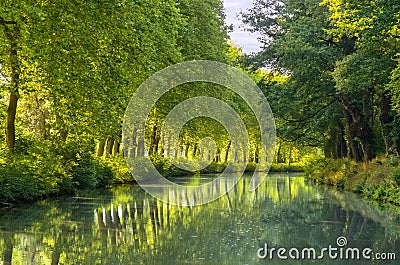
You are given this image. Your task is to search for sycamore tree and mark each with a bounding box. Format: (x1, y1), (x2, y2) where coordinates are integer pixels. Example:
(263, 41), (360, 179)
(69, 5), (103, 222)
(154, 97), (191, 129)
(242, 0), (348, 159)
(0, 0), (183, 155)
(242, 0), (400, 161)
(322, 0), (400, 156)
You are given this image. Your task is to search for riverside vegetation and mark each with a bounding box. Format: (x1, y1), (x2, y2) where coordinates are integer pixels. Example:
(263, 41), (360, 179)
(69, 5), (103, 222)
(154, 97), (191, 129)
(1, 0), (400, 206)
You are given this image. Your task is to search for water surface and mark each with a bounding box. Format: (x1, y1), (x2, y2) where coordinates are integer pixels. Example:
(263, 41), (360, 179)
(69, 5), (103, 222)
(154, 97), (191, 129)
(0, 174), (399, 264)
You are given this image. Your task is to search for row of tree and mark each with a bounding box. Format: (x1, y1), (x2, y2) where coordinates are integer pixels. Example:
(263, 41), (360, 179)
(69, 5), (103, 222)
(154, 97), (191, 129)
(0, 0), (230, 158)
(242, 0), (400, 162)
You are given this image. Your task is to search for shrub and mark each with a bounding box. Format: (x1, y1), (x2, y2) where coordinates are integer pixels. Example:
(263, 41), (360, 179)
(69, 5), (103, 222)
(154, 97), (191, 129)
(392, 167), (400, 186)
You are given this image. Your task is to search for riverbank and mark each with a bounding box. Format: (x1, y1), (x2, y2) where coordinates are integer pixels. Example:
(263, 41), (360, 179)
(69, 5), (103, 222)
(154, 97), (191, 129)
(306, 157), (400, 206)
(0, 145), (303, 205)
(0, 137), (134, 205)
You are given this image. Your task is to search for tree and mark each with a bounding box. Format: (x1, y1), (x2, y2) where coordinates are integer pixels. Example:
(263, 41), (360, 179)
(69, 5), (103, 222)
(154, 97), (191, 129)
(242, 0), (348, 158)
(242, 0), (400, 161)
(0, 0), (184, 154)
(322, 0), (400, 156)
(0, 16), (20, 152)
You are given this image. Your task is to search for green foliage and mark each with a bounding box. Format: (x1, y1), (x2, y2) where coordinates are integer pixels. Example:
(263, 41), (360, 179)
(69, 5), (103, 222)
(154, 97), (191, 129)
(308, 156), (400, 205)
(362, 183), (400, 206)
(177, 0), (229, 62)
(391, 166), (400, 186)
(98, 156), (132, 184)
(151, 156), (191, 179)
(306, 158), (357, 188)
(0, 133), (135, 202)
(0, 135), (71, 202)
(270, 163), (304, 172)
(200, 161), (228, 174)
(243, 0), (400, 162)
(70, 156), (113, 189)
(0, 0), (232, 203)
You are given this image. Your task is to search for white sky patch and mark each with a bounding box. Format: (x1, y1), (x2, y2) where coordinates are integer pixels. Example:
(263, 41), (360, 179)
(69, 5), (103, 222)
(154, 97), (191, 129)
(223, 0), (263, 54)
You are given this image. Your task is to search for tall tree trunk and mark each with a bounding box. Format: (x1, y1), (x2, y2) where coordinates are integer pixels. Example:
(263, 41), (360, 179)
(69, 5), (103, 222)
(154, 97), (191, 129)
(379, 92), (397, 155)
(225, 141), (231, 162)
(327, 123), (347, 159)
(113, 141), (120, 155)
(343, 107), (363, 162)
(6, 92), (18, 152)
(154, 128), (161, 155)
(276, 140), (283, 163)
(138, 139), (145, 157)
(184, 144), (189, 158)
(97, 140), (106, 157)
(130, 129), (137, 158)
(105, 136), (114, 158)
(234, 150), (238, 162)
(254, 145), (259, 164)
(193, 143), (198, 158)
(340, 94), (374, 162)
(34, 93), (47, 140)
(335, 124), (347, 159)
(166, 135), (171, 158)
(149, 124), (157, 156)
(2, 19), (20, 153)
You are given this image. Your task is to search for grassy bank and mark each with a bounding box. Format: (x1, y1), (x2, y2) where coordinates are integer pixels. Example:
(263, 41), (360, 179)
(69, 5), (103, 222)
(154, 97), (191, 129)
(306, 156), (400, 206)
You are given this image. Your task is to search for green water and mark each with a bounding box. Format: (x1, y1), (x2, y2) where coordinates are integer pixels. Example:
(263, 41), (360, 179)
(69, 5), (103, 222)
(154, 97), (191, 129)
(0, 174), (399, 265)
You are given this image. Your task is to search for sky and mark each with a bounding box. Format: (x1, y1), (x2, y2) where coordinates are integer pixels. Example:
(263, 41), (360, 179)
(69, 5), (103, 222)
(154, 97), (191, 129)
(223, 0), (262, 54)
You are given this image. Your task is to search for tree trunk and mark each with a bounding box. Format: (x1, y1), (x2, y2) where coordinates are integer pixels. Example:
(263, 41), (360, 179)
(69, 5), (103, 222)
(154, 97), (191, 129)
(340, 94), (374, 162)
(149, 124), (157, 156)
(113, 140), (120, 155)
(184, 144), (189, 158)
(343, 107), (363, 162)
(154, 131), (160, 155)
(97, 140), (105, 157)
(34, 93), (47, 140)
(105, 136), (114, 158)
(138, 139), (145, 157)
(335, 124), (347, 159)
(130, 129), (137, 158)
(276, 140), (283, 163)
(225, 141), (231, 162)
(2, 21), (20, 153)
(326, 123), (347, 159)
(6, 92), (18, 152)
(193, 144), (198, 158)
(379, 92), (397, 155)
(166, 135), (171, 158)
(254, 145), (259, 164)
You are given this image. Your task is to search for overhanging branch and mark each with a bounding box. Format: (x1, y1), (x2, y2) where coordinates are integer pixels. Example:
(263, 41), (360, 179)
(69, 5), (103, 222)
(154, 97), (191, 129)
(282, 98), (338, 123)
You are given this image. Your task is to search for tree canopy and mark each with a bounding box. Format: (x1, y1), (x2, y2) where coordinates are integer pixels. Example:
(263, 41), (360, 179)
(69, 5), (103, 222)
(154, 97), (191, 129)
(242, 0), (400, 161)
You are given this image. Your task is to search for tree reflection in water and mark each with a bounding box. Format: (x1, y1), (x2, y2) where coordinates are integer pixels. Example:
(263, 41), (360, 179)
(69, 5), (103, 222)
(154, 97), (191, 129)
(0, 174), (399, 264)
